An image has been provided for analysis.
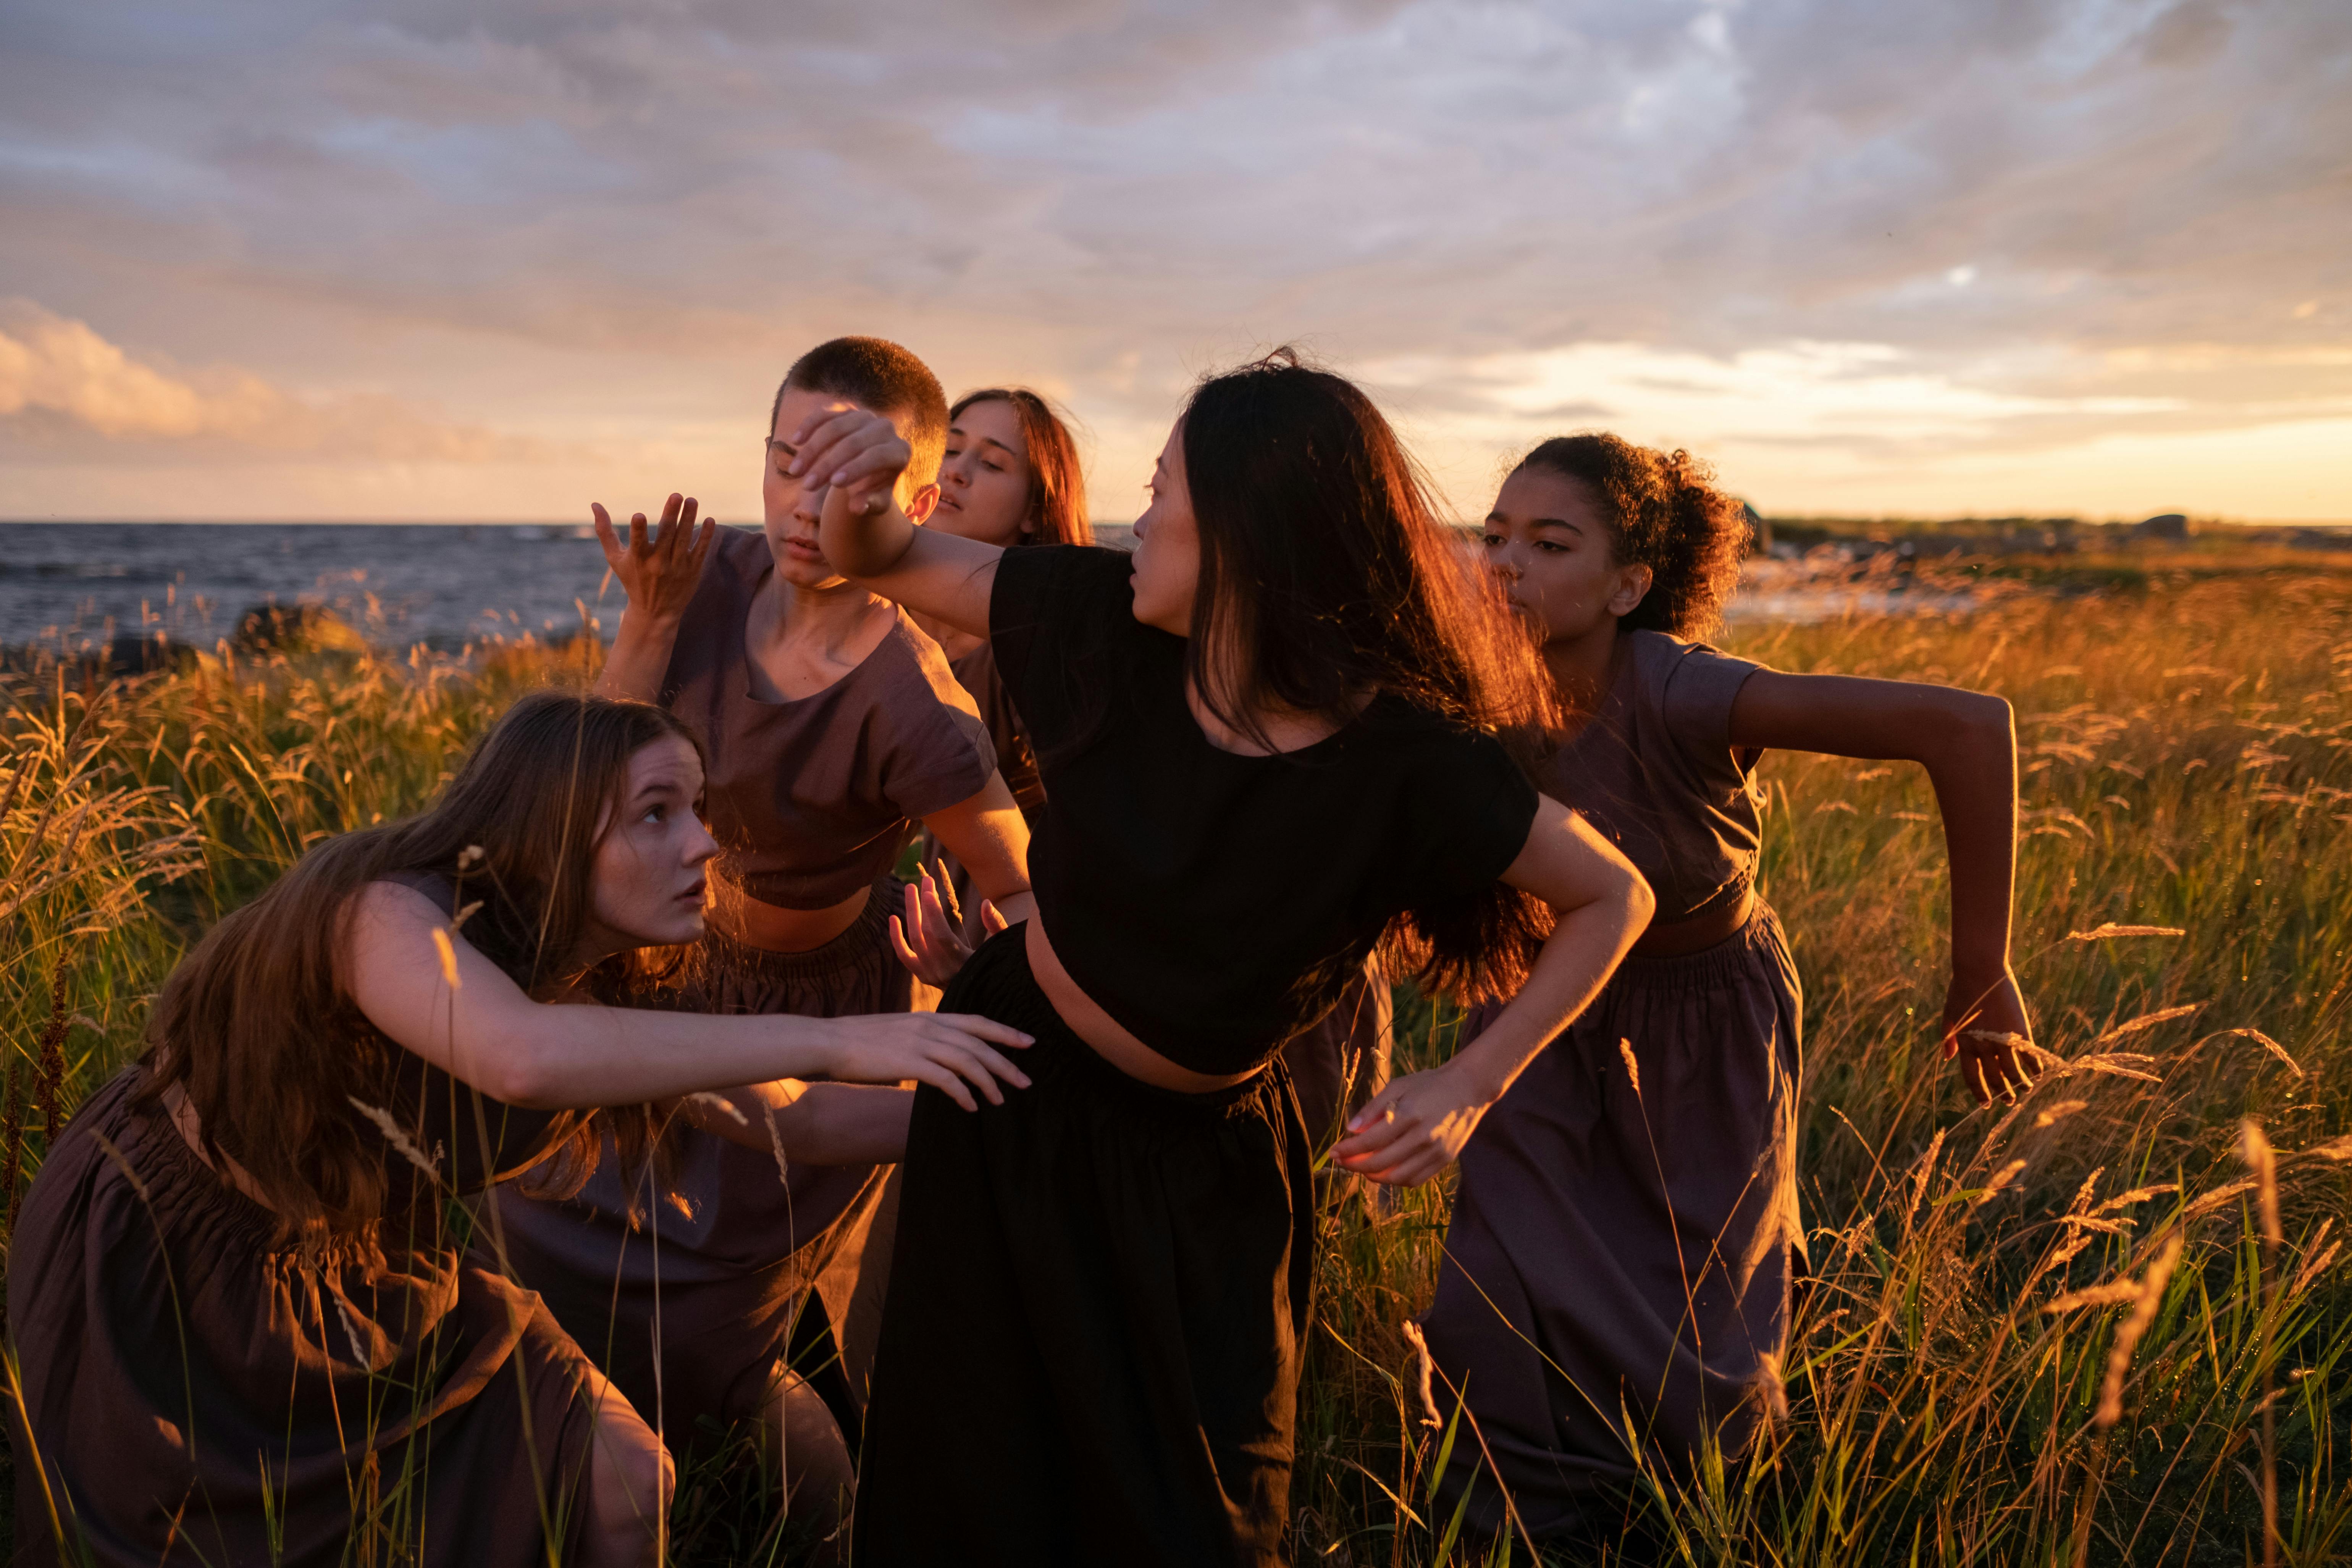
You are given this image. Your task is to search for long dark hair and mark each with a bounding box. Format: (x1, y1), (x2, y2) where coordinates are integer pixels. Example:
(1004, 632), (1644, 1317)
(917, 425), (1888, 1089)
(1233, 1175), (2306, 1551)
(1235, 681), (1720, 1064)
(1182, 349), (1552, 1004)
(950, 387), (1093, 547)
(142, 691), (698, 1243)
(1516, 434), (1752, 639)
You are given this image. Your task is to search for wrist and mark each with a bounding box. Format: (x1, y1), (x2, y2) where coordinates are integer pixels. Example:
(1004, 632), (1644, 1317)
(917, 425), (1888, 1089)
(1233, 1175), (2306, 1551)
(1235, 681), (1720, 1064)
(1445, 1041), (1513, 1109)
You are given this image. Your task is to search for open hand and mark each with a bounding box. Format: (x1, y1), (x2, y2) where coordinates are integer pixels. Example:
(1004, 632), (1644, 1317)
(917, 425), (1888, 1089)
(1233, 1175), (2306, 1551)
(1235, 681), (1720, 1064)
(815, 1010), (1032, 1112)
(1330, 1061), (1495, 1186)
(889, 859), (1008, 987)
(593, 493), (716, 624)
(1943, 967), (2036, 1106)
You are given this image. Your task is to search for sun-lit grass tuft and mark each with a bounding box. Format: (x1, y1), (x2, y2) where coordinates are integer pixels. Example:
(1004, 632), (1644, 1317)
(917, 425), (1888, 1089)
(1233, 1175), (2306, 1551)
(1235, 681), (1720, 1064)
(5, 572), (2350, 1563)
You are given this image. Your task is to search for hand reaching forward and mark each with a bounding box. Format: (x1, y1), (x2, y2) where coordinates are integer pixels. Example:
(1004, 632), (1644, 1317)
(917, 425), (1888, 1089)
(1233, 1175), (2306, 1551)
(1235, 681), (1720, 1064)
(593, 493), (716, 625)
(1943, 966), (2037, 1106)
(816, 1010), (1031, 1112)
(889, 859), (1009, 988)
(1329, 1061), (1495, 1187)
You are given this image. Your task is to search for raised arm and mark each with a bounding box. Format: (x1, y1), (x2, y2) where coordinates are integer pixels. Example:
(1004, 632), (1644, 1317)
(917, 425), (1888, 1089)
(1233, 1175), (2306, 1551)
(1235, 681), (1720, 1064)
(342, 881), (1033, 1112)
(590, 493), (716, 702)
(920, 774), (1037, 926)
(1333, 795), (1654, 1185)
(792, 405), (1002, 638)
(1729, 669), (2030, 1104)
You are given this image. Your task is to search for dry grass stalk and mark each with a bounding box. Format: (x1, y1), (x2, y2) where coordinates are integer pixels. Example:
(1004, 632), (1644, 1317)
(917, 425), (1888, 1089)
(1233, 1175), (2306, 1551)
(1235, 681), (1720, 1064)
(2218, 1027), (2304, 1077)
(0, 1051), (25, 1243)
(2065, 924), (2187, 941)
(429, 927), (463, 990)
(684, 1091), (749, 1127)
(34, 954), (71, 1146)
(2045, 1280), (2142, 1314)
(2033, 1099), (2090, 1129)
(1617, 1038), (1641, 1096)
(2309, 1135), (2352, 1164)
(346, 1098), (442, 1179)
(1398, 1319), (1443, 1432)
(2242, 1117), (2282, 1568)
(2091, 1003), (2204, 1045)
(2092, 1230), (2184, 1428)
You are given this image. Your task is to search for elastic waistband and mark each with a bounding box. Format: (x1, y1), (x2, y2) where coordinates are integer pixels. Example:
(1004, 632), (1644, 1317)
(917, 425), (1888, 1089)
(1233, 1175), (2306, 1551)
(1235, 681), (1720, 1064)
(953, 928), (1284, 1124)
(694, 877), (903, 985)
(1611, 899), (1790, 990)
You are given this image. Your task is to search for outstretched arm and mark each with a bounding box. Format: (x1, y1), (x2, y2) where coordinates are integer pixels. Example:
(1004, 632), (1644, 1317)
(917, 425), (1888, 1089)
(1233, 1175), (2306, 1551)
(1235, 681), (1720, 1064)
(342, 882), (1033, 1112)
(1730, 669), (2031, 1104)
(793, 405), (1003, 638)
(1333, 796), (1654, 1185)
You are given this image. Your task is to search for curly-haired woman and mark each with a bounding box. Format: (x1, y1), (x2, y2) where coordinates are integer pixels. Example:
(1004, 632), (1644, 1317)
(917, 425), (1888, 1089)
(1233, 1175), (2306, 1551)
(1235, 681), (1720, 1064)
(1340, 434), (2038, 1557)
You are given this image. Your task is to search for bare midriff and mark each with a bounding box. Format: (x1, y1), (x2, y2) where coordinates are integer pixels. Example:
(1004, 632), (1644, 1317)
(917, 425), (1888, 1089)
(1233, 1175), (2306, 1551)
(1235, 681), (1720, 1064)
(1024, 919), (1260, 1095)
(1629, 883), (1756, 959)
(708, 882), (872, 954)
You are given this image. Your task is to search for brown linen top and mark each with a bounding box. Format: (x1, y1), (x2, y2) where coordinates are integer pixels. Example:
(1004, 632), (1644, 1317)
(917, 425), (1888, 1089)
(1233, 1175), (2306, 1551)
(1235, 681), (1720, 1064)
(662, 527), (998, 909)
(948, 639), (1045, 822)
(1536, 629), (1767, 924)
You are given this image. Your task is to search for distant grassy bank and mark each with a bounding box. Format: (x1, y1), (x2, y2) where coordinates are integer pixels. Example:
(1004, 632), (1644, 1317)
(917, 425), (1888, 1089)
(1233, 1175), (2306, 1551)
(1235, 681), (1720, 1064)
(4, 569), (2349, 1563)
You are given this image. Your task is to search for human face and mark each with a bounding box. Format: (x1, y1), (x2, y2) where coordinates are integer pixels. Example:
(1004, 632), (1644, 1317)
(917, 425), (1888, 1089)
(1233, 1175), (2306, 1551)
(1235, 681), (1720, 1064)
(582, 735), (719, 958)
(1481, 466), (1652, 646)
(932, 397), (1035, 547)
(762, 385), (939, 589)
(1127, 423), (1199, 636)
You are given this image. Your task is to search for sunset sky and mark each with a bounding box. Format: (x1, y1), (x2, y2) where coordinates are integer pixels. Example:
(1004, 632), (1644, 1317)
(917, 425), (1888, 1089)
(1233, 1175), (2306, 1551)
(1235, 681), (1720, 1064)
(2, 0), (2346, 525)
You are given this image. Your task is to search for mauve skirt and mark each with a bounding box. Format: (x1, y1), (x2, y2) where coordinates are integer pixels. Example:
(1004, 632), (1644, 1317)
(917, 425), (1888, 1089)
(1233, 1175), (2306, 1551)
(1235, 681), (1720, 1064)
(481, 879), (912, 1451)
(1421, 902), (1804, 1542)
(853, 925), (1315, 1568)
(8, 1067), (595, 1567)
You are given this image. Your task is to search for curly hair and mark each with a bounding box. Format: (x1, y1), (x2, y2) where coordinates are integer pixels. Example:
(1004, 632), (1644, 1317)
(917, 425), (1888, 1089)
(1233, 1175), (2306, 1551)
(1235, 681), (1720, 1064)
(1517, 434), (1753, 640)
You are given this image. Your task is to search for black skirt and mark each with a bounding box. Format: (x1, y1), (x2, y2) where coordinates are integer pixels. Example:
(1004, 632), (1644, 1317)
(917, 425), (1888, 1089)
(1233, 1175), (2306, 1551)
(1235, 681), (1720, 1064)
(852, 925), (1315, 1568)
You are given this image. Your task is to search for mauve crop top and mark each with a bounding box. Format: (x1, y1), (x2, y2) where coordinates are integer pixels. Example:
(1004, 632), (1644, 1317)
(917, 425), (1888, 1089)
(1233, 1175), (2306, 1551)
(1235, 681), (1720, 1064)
(1531, 630), (1766, 924)
(992, 546), (1539, 1075)
(662, 528), (998, 909)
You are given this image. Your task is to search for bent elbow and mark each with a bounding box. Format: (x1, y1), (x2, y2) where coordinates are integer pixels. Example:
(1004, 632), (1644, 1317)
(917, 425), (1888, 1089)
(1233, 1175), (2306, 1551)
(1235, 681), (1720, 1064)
(1621, 866), (1658, 929)
(475, 1026), (566, 1110)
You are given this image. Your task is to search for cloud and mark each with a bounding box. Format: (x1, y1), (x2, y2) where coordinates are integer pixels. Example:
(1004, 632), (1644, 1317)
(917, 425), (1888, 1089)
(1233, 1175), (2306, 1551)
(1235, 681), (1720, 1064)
(0, 0), (2344, 518)
(0, 299), (574, 463)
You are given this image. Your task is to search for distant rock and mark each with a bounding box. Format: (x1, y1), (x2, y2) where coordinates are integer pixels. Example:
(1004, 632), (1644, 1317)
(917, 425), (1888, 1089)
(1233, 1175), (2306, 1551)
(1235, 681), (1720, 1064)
(2136, 513), (2191, 541)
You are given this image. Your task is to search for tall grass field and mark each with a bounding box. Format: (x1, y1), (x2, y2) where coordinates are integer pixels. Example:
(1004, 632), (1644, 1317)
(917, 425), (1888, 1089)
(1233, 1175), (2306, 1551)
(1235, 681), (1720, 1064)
(4, 562), (2349, 1564)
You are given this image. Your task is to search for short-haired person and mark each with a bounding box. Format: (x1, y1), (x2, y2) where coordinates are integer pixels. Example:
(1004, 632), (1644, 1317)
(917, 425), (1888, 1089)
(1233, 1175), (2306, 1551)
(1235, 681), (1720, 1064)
(4, 692), (1031, 1567)
(1394, 434), (2035, 1556)
(795, 350), (1655, 1565)
(488, 339), (1038, 1530)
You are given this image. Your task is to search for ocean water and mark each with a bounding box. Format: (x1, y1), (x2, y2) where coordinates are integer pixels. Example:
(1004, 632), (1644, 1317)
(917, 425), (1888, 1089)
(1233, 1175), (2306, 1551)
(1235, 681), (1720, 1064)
(0, 520), (1968, 657)
(0, 522), (1140, 654)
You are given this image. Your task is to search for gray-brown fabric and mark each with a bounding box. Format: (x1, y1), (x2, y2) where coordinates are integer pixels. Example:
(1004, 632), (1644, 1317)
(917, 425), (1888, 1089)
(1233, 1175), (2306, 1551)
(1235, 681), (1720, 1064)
(1422, 630), (1804, 1542)
(1536, 629), (1766, 922)
(661, 527), (997, 909)
(9, 1066), (595, 1567)
(949, 639), (1044, 822)
(482, 881), (912, 1453)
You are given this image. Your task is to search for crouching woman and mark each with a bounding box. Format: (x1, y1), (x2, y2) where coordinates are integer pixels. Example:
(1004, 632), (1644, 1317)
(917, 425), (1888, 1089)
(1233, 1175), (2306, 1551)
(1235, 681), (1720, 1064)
(5, 691), (1030, 1568)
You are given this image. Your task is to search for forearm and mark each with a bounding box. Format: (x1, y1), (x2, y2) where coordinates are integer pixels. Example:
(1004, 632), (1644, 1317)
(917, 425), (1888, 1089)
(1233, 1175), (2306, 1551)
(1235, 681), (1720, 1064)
(817, 497), (919, 580)
(594, 611), (683, 703)
(1451, 890), (1647, 1104)
(1921, 695), (2018, 977)
(687, 1081), (913, 1164)
(478, 1003), (843, 1110)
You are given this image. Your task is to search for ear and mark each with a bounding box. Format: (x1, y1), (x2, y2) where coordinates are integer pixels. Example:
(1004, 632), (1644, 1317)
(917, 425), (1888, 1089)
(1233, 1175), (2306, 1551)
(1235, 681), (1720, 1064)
(1608, 562), (1654, 619)
(903, 481), (942, 525)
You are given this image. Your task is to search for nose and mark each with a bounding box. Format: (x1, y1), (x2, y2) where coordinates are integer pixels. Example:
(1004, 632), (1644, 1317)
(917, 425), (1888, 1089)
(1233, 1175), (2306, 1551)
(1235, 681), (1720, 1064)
(685, 815), (720, 869)
(791, 476), (825, 527)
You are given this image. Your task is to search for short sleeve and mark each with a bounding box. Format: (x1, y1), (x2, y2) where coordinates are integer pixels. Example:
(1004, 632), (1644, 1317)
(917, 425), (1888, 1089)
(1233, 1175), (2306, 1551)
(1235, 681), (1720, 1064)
(1400, 725), (1541, 905)
(874, 627), (1001, 821)
(989, 545), (1142, 755)
(1655, 638), (1765, 783)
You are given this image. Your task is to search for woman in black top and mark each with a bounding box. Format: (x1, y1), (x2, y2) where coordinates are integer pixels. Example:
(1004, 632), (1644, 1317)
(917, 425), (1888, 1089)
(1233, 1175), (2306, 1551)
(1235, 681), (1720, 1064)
(798, 351), (1655, 1566)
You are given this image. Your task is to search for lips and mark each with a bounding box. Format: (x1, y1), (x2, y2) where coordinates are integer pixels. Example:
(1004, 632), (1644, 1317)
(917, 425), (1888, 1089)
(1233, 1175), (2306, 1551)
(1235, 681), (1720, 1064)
(678, 878), (707, 905)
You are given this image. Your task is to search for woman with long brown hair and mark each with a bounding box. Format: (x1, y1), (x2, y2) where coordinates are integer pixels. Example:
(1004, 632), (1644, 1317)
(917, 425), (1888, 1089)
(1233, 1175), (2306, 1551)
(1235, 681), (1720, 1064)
(5, 691), (1030, 1568)
(794, 349), (1655, 1565)
(1375, 434), (2034, 1558)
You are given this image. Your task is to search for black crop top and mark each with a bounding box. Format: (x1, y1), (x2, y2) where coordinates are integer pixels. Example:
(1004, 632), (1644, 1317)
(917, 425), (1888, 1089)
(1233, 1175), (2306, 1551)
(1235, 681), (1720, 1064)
(992, 546), (1539, 1075)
